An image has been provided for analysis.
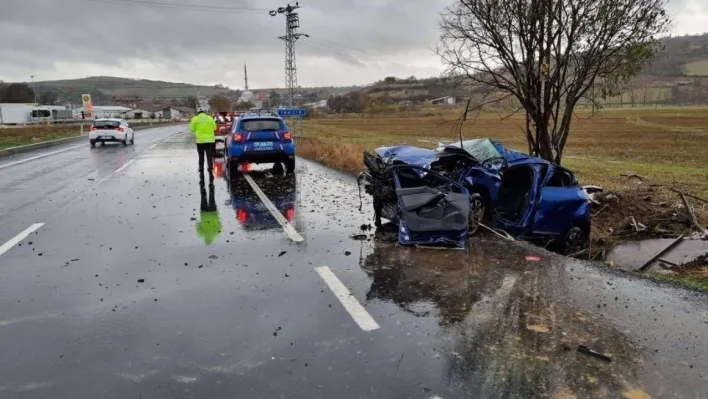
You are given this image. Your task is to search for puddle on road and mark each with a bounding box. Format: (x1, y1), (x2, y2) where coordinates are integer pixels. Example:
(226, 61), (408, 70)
(359, 234), (648, 398)
(607, 238), (708, 271)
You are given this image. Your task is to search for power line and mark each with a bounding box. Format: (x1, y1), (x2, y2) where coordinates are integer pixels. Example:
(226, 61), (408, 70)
(79, 0), (270, 13)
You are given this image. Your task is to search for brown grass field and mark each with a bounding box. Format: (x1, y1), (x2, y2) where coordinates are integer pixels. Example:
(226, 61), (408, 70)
(299, 107), (708, 198)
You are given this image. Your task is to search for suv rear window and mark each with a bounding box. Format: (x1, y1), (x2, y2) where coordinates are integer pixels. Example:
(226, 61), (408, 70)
(93, 120), (121, 128)
(241, 119), (283, 131)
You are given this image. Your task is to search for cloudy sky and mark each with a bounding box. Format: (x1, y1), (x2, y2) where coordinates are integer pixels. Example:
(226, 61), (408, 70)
(0, 0), (706, 89)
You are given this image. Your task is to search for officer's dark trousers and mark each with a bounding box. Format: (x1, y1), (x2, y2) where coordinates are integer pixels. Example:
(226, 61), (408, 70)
(197, 142), (215, 184)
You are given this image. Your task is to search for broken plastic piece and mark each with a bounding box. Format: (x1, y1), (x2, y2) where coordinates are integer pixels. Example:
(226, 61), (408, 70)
(526, 255), (541, 261)
(577, 345), (612, 362)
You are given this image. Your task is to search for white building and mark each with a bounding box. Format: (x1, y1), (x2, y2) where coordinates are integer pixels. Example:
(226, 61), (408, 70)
(122, 108), (153, 120)
(197, 96), (210, 113)
(82, 106), (132, 119)
(431, 96), (457, 106)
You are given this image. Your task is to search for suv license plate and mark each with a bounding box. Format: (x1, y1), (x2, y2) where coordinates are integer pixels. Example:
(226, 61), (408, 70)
(252, 143), (274, 151)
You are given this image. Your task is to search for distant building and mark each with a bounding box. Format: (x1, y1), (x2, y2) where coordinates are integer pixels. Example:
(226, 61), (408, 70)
(83, 106), (132, 119)
(237, 64), (255, 104)
(303, 99), (328, 109)
(173, 107), (196, 117)
(123, 108), (157, 119)
(153, 107), (185, 119)
(197, 96), (210, 113)
(431, 96), (456, 106)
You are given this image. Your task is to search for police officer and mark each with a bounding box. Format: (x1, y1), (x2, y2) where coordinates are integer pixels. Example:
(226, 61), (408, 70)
(189, 110), (218, 185)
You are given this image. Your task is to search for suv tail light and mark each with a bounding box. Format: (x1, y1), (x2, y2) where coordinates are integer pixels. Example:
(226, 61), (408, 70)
(115, 127), (124, 132)
(233, 132), (242, 142)
(89, 126), (96, 131)
(283, 131), (292, 141)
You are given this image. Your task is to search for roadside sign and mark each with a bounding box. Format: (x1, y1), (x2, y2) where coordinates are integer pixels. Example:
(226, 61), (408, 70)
(277, 108), (306, 117)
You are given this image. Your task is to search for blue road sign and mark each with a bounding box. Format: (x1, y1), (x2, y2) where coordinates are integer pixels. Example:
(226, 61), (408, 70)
(277, 108), (306, 117)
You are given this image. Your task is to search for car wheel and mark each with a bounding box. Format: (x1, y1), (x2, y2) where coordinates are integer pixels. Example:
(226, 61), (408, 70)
(122, 137), (128, 146)
(89, 140), (96, 148)
(558, 225), (588, 256)
(273, 162), (284, 174)
(285, 159), (295, 174)
(468, 193), (486, 236)
(228, 160), (240, 178)
(130, 134), (135, 144)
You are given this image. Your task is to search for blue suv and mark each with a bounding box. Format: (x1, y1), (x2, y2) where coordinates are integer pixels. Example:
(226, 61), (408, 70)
(226, 115), (295, 174)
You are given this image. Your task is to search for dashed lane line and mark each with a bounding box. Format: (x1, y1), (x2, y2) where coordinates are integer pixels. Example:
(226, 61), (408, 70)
(315, 266), (380, 332)
(243, 173), (304, 242)
(0, 223), (44, 257)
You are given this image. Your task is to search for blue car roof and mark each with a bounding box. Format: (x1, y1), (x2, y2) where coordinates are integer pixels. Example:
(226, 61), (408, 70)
(239, 115), (284, 120)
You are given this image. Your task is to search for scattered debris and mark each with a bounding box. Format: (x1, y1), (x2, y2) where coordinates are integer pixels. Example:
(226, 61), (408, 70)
(360, 224), (372, 231)
(577, 345), (612, 362)
(137, 279), (145, 283)
(344, 251), (352, 256)
(526, 324), (550, 333)
(278, 250), (287, 257)
(208, 255), (219, 260)
(350, 234), (368, 240)
(525, 255), (541, 261)
(396, 353), (405, 369)
(620, 173), (646, 182)
(658, 258), (678, 269)
(638, 235), (684, 272)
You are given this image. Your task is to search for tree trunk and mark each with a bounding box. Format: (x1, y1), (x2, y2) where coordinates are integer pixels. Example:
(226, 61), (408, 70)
(535, 123), (554, 163)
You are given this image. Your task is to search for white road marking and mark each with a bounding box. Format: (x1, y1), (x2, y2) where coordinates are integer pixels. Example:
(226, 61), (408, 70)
(0, 223), (44, 257)
(243, 173), (304, 242)
(0, 144), (85, 171)
(113, 134), (176, 173)
(315, 266), (380, 332)
(114, 158), (136, 173)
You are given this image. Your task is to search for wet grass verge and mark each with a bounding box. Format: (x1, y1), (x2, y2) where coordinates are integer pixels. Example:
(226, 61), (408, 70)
(0, 121), (184, 150)
(649, 272), (708, 292)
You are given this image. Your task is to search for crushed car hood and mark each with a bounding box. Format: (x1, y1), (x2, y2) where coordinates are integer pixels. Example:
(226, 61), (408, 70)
(374, 145), (437, 167)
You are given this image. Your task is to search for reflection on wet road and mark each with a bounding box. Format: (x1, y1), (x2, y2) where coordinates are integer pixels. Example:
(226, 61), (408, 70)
(0, 130), (706, 398)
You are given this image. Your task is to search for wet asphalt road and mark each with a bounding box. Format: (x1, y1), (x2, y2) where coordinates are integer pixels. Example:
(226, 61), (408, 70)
(0, 127), (707, 399)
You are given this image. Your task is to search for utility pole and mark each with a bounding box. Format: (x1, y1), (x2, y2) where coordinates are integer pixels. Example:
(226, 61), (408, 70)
(269, 3), (308, 107)
(30, 75), (38, 104)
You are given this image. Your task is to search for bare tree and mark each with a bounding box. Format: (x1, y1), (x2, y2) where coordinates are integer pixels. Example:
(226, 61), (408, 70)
(438, 0), (670, 164)
(209, 94), (232, 112)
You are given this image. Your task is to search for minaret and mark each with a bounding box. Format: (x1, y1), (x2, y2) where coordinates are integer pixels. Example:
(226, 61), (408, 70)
(244, 64), (249, 91)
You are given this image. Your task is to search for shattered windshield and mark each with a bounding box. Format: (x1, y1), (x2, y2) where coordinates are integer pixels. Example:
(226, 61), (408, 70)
(439, 139), (502, 162)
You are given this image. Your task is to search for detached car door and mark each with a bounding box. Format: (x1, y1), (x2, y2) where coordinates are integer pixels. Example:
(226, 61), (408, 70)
(392, 165), (470, 248)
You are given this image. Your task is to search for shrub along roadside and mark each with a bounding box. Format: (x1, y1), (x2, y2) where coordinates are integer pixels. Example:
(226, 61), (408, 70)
(295, 137), (366, 175)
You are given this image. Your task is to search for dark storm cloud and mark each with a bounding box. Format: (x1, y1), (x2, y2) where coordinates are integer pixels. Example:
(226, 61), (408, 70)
(0, 0), (443, 69)
(0, 0), (700, 86)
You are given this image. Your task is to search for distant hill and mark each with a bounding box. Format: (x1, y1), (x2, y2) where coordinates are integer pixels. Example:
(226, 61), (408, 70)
(25, 34), (708, 108)
(339, 34), (708, 108)
(30, 76), (358, 106)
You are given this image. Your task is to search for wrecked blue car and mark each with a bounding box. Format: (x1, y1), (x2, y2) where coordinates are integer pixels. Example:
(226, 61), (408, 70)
(360, 138), (590, 254)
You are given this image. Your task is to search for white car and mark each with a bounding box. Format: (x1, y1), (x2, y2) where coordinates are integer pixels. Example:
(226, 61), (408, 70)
(89, 118), (135, 147)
